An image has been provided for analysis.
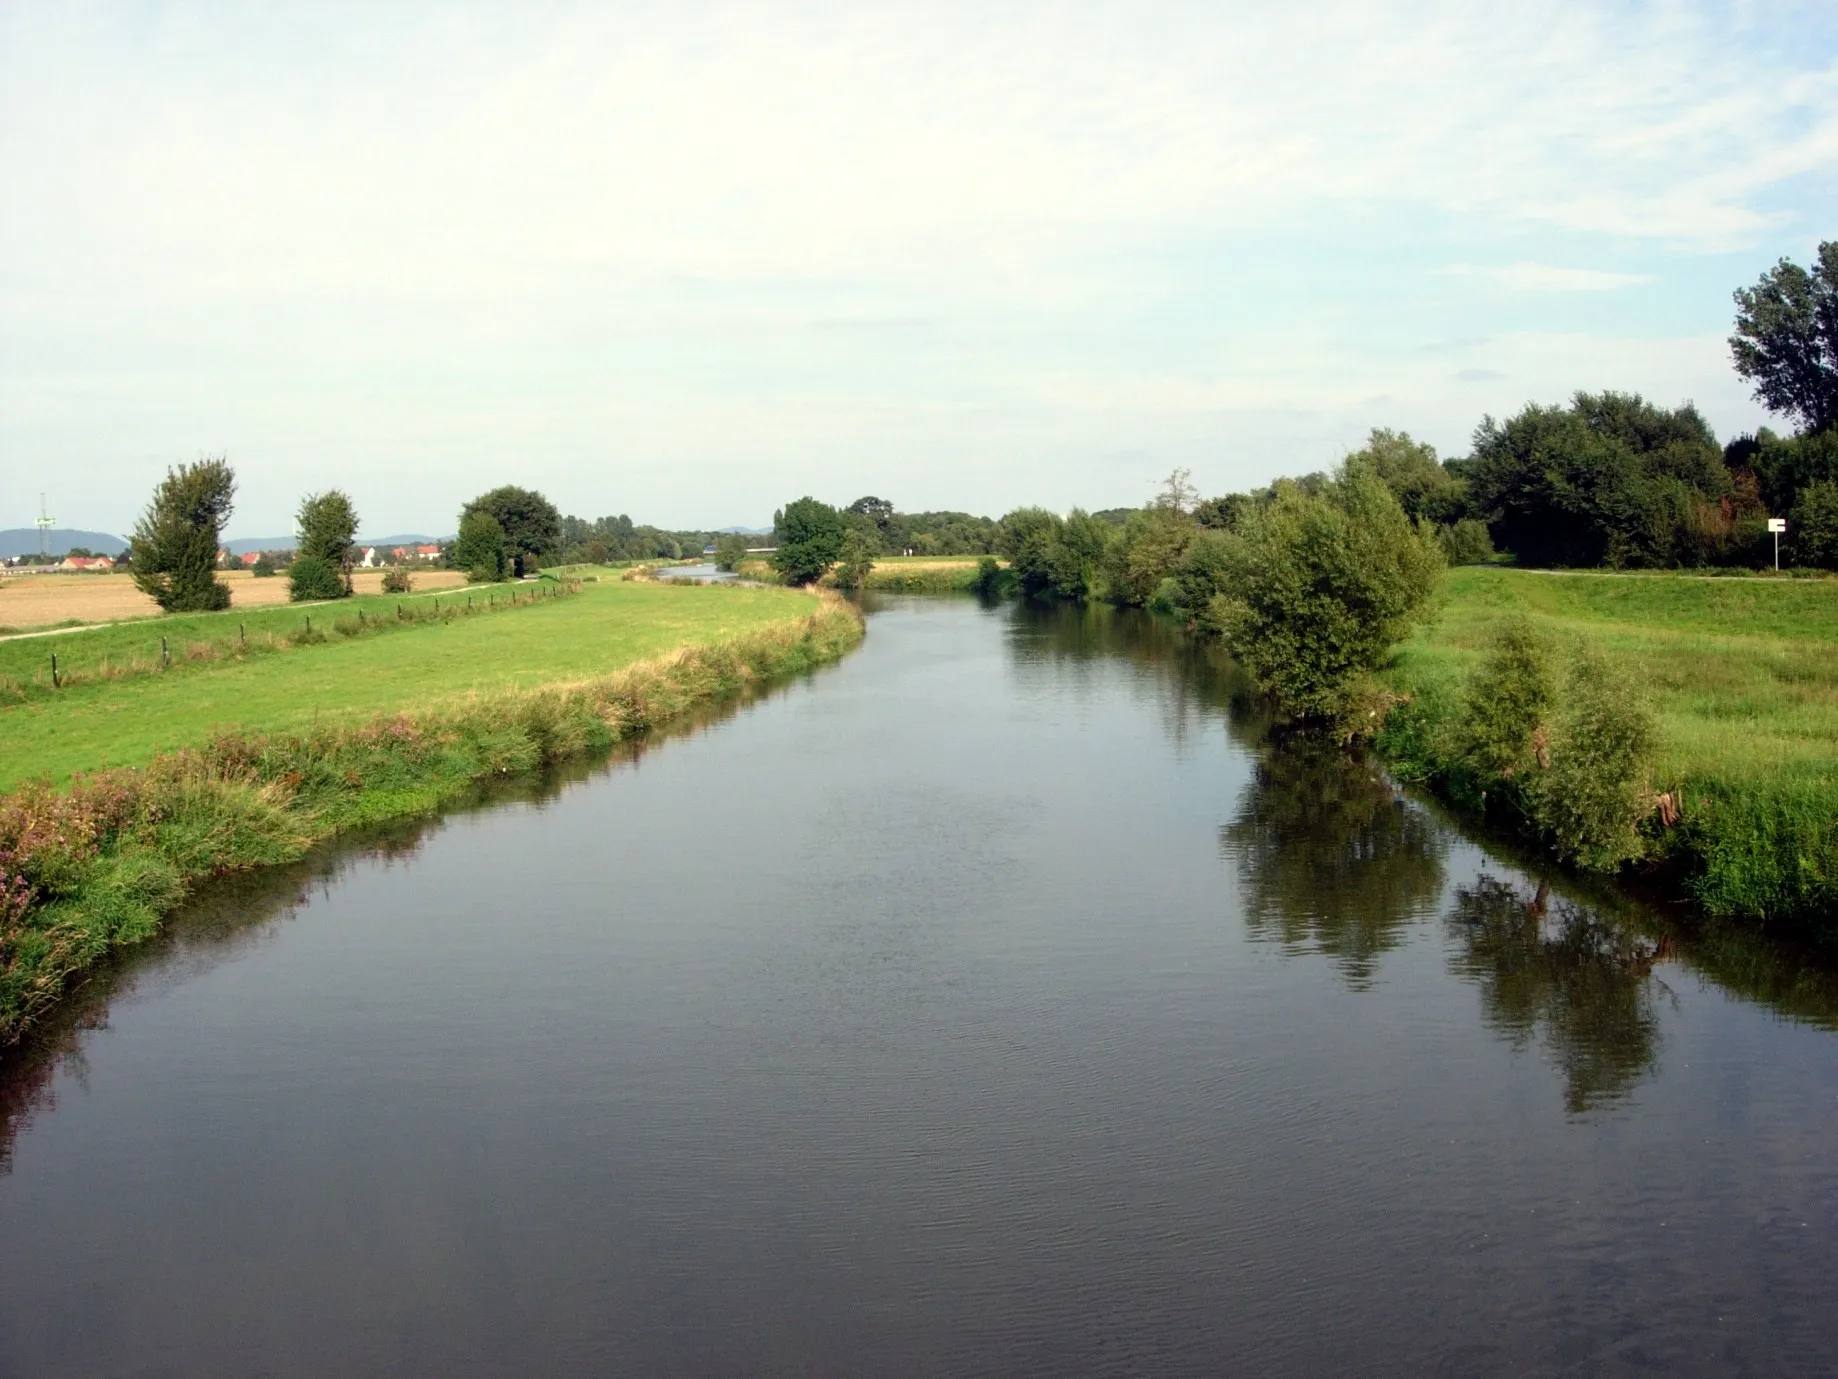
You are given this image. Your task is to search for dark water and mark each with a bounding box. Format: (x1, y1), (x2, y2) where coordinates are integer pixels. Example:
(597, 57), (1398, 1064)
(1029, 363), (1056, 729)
(3, 597), (1837, 1378)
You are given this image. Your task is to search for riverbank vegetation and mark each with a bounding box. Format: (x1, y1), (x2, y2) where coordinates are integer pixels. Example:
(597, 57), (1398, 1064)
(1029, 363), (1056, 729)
(0, 588), (862, 1046)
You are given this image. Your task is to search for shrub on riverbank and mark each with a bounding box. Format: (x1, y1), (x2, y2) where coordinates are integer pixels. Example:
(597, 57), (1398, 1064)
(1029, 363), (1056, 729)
(0, 595), (863, 1046)
(1376, 567), (1838, 933)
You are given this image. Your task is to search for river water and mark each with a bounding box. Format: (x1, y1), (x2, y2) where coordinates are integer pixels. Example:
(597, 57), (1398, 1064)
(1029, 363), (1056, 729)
(2, 596), (1836, 1377)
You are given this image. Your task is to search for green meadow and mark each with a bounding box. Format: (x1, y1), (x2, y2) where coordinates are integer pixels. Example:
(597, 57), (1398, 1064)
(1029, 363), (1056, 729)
(1381, 567), (1838, 925)
(0, 576), (829, 788)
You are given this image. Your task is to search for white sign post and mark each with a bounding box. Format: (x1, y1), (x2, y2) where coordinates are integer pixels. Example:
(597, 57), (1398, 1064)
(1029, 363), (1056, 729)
(1768, 516), (1787, 571)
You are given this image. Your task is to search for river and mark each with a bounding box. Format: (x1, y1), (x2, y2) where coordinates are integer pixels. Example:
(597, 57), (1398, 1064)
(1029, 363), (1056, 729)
(2, 595), (1835, 1377)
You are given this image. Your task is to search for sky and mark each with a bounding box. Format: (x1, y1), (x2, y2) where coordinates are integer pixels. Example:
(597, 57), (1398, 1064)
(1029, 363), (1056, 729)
(2, 1), (1836, 539)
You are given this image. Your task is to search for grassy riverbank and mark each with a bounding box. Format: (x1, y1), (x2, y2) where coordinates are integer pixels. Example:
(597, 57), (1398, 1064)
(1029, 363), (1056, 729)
(0, 588), (863, 1045)
(731, 555), (993, 593)
(0, 577), (827, 788)
(1377, 567), (1838, 931)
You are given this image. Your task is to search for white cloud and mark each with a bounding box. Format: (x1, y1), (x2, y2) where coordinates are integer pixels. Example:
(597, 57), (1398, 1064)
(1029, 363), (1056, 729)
(1445, 262), (1654, 292)
(0, 0), (1828, 529)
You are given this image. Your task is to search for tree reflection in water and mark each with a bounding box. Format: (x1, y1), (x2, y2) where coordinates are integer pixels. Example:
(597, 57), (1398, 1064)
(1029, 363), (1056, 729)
(1447, 876), (1668, 1114)
(1220, 741), (1445, 989)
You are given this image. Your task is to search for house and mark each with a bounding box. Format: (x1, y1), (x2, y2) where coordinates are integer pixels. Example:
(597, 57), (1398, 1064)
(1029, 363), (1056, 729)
(240, 551), (262, 567)
(359, 547), (380, 568)
(415, 544), (441, 561)
(58, 555), (114, 571)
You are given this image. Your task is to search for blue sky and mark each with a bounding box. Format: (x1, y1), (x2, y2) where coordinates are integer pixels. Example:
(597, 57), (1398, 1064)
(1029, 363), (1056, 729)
(3, 0), (1836, 537)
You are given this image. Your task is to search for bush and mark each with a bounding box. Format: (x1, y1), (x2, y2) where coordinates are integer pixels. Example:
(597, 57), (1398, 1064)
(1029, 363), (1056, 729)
(251, 553), (278, 578)
(713, 534), (749, 572)
(1528, 649), (1656, 871)
(1458, 616), (1555, 780)
(971, 555), (1005, 597)
(287, 554), (346, 602)
(381, 567), (413, 594)
(1437, 518), (1495, 566)
(833, 529), (875, 591)
(1211, 462), (1444, 722)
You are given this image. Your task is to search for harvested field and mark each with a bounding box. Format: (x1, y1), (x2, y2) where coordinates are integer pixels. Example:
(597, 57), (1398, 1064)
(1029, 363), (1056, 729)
(0, 568), (466, 631)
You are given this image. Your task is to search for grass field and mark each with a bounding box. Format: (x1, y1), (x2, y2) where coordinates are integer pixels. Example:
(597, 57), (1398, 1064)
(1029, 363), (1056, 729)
(1380, 567), (1838, 926)
(0, 568), (466, 631)
(0, 577), (829, 788)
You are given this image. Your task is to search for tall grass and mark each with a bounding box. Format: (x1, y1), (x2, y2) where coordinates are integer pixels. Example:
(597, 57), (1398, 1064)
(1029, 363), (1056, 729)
(0, 597), (864, 1046)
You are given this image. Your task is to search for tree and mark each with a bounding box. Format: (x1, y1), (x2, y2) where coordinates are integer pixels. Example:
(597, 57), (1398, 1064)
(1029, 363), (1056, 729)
(1790, 479), (1838, 568)
(713, 533), (750, 572)
(1466, 392), (1727, 567)
(289, 490), (359, 602)
(1731, 241), (1838, 434)
(129, 457), (236, 612)
(1151, 467), (1199, 516)
(771, 497), (845, 585)
(834, 529), (875, 591)
(1105, 507), (1191, 606)
(845, 496), (894, 532)
(251, 552), (278, 578)
(1047, 509), (1112, 601)
(461, 486), (561, 577)
(1352, 428), (1463, 523)
(1210, 462), (1443, 721)
(996, 507), (1064, 596)
(451, 510), (509, 582)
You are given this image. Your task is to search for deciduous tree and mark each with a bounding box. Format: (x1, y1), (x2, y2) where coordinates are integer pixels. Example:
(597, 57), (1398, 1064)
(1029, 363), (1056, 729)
(129, 457), (236, 612)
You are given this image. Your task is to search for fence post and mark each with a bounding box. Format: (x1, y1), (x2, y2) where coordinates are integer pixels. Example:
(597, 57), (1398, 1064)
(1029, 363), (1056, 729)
(51, 652), (59, 688)
(305, 615), (311, 636)
(359, 608), (365, 626)
(239, 622), (246, 649)
(161, 636), (170, 668)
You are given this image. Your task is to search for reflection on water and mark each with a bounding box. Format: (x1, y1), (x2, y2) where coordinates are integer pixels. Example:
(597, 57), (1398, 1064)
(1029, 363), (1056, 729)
(1221, 743), (1445, 988)
(4, 595), (1838, 1377)
(0, 665), (819, 1170)
(1447, 876), (1667, 1114)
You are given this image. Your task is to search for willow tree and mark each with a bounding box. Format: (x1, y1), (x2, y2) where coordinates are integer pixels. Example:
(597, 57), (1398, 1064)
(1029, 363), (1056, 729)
(129, 458), (236, 612)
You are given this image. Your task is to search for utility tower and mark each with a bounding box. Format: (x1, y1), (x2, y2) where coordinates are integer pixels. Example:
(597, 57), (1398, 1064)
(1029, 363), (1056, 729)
(35, 493), (56, 559)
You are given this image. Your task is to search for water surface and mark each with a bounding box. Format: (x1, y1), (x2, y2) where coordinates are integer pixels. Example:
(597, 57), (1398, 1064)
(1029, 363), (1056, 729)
(2, 597), (1835, 1377)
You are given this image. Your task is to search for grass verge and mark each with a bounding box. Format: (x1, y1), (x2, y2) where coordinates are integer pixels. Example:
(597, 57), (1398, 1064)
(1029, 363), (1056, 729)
(0, 594), (864, 1046)
(1375, 567), (1838, 935)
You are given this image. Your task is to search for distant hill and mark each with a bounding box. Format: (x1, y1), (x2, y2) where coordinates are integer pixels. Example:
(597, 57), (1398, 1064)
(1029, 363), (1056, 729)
(716, 525), (773, 535)
(0, 528), (127, 558)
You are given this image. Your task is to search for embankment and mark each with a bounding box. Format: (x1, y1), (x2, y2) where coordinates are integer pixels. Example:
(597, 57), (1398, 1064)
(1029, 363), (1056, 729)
(1372, 567), (1838, 936)
(0, 595), (863, 1046)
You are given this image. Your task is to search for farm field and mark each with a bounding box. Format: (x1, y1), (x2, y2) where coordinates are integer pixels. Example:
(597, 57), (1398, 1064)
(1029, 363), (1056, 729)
(0, 576), (828, 788)
(0, 567), (466, 631)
